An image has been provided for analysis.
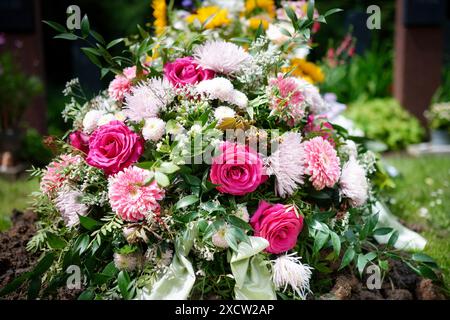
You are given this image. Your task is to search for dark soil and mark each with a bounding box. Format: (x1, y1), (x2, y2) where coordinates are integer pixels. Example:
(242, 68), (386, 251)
(0, 211), (447, 300)
(0, 211), (81, 300)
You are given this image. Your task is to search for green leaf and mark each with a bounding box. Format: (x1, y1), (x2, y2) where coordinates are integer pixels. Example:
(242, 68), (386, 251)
(379, 260), (389, 271)
(158, 162), (180, 174)
(388, 230), (399, 247)
(313, 231), (329, 255)
(27, 276), (41, 299)
(81, 47), (101, 56)
(74, 234), (90, 254)
(43, 20), (66, 33)
(54, 33), (78, 41)
(330, 232), (341, 257)
(365, 252), (377, 261)
(32, 253), (55, 276)
(226, 215), (251, 231)
(81, 15), (90, 38)
(417, 265), (438, 281)
(0, 272), (32, 297)
(285, 6), (298, 25)
(175, 195), (199, 210)
(357, 253), (368, 275)
(90, 30), (105, 44)
(47, 233), (67, 249)
(412, 253), (438, 266)
(107, 38), (124, 49)
(373, 227), (393, 236)
(307, 0), (315, 20)
(225, 228), (239, 251)
(118, 270), (131, 299)
(78, 215), (101, 231)
(183, 174), (202, 186)
(78, 289), (95, 300)
(81, 48), (102, 67)
(155, 171), (170, 187)
(254, 21), (265, 40)
(339, 247), (355, 270)
(324, 8), (343, 18)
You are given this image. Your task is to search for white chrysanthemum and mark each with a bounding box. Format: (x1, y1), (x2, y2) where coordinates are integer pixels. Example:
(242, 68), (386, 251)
(54, 187), (89, 228)
(212, 225), (229, 249)
(113, 253), (140, 272)
(124, 78), (174, 122)
(264, 133), (305, 198)
(193, 40), (252, 75)
(339, 157), (369, 207)
(272, 253), (313, 299)
(196, 77), (248, 109)
(97, 113), (116, 127)
(142, 117), (166, 142)
(214, 106), (236, 121)
(82, 109), (105, 133)
(295, 78), (329, 115)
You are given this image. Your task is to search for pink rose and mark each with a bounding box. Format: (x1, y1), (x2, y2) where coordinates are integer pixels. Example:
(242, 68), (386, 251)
(164, 57), (214, 86)
(250, 201), (304, 254)
(69, 131), (90, 154)
(210, 142), (266, 196)
(86, 121), (144, 175)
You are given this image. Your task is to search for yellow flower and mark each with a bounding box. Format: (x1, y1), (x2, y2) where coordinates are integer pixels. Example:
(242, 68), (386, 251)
(245, 0), (276, 19)
(186, 6), (231, 29)
(285, 58), (325, 84)
(152, 0), (167, 36)
(248, 17), (270, 30)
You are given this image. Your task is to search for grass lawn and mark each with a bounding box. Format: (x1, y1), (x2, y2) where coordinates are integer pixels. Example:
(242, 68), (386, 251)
(384, 154), (450, 288)
(0, 176), (39, 231)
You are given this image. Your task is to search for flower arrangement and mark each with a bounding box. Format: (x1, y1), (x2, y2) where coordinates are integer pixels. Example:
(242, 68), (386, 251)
(425, 102), (450, 131)
(3, 1), (440, 300)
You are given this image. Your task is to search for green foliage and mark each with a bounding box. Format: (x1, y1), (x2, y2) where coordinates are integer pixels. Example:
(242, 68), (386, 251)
(346, 98), (424, 150)
(0, 52), (43, 131)
(320, 44), (393, 103)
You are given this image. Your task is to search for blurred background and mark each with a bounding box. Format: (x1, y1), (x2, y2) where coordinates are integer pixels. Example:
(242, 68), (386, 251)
(0, 0), (449, 283)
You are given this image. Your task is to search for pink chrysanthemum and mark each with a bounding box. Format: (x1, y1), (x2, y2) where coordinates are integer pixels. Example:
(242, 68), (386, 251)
(302, 137), (340, 190)
(268, 75), (305, 126)
(108, 166), (165, 222)
(108, 66), (138, 102)
(40, 154), (82, 197)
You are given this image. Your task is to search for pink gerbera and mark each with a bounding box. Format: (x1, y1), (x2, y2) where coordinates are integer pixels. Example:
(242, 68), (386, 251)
(40, 154), (83, 196)
(108, 166), (165, 222)
(108, 66), (138, 102)
(302, 137), (340, 190)
(268, 74), (305, 126)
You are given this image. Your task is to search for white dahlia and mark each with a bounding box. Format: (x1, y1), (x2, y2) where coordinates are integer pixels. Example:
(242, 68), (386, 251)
(193, 40), (252, 75)
(142, 117), (166, 142)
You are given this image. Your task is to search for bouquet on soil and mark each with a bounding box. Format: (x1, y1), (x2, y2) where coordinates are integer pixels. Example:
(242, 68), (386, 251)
(1, 1), (440, 300)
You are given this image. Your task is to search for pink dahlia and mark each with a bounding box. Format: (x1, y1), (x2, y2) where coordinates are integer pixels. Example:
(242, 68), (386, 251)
(302, 137), (340, 190)
(108, 66), (138, 102)
(268, 74), (305, 126)
(108, 166), (165, 222)
(40, 154), (83, 196)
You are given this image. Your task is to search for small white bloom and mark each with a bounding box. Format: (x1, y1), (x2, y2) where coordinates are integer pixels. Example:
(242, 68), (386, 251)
(212, 226), (229, 249)
(193, 40), (252, 75)
(295, 78), (329, 115)
(342, 140), (358, 159)
(189, 124), (203, 135)
(97, 113), (117, 127)
(82, 110), (104, 133)
(142, 117), (166, 142)
(339, 157), (369, 207)
(54, 187), (89, 228)
(113, 253), (140, 272)
(196, 77), (248, 109)
(114, 111), (127, 122)
(272, 253), (313, 299)
(214, 106), (236, 121)
(234, 204), (249, 222)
